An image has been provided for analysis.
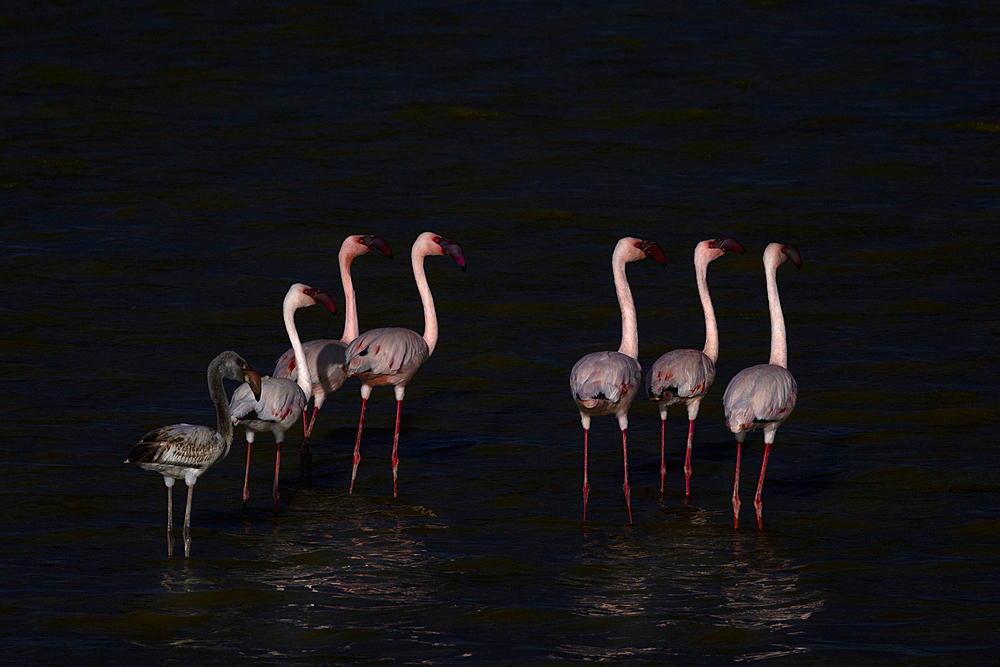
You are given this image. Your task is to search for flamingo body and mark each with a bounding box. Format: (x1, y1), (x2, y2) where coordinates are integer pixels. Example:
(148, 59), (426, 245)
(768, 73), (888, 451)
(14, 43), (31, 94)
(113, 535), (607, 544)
(570, 236), (666, 523)
(343, 327), (429, 387)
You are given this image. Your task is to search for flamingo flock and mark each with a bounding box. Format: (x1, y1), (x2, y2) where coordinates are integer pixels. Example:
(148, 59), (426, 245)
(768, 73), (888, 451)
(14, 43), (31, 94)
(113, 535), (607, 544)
(128, 232), (802, 557)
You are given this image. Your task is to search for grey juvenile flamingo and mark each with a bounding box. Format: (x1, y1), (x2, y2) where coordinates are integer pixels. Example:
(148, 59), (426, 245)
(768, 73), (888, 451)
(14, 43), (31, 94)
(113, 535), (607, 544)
(126, 351), (262, 557)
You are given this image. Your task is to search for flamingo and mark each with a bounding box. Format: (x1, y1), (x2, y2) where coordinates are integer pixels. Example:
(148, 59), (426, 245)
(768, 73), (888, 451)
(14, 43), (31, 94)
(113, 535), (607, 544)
(273, 234), (393, 481)
(570, 237), (666, 523)
(723, 243), (802, 530)
(126, 351), (262, 558)
(342, 231), (465, 497)
(646, 236), (745, 498)
(230, 284), (336, 511)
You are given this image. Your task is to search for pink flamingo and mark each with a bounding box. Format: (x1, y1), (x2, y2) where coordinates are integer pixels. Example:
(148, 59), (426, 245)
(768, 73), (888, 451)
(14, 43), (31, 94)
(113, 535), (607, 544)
(570, 237), (666, 523)
(342, 231), (465, 497)
(646, 236), (745, 498)
(723, 243), (801, 530)
(273, 234), (392, 481)
(127, 351), (262, 557)
(230, 284), (336, 510)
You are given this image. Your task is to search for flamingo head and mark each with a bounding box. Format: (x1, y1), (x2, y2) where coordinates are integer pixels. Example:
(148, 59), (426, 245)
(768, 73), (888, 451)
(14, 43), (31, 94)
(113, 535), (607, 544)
(243, 368), (262, 401)
(218, 351), (262, 400)
(305, 286), (337, 313)
(710, 236), (746, 255)
(285, 283), (337, 315)
(635, 239), (667, 267)
(432, 234), (466, 271)
(360, 234), (393, 259)
(781, 244), (802, 269)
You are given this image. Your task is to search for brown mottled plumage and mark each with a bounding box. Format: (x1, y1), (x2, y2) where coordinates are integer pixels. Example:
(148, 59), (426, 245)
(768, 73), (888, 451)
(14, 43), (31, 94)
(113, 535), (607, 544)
(127, 350), (261, 558)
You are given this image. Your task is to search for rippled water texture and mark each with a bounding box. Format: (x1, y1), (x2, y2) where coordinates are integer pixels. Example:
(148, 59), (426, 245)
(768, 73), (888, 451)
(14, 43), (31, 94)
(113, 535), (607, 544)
(2, 1), (999, 664)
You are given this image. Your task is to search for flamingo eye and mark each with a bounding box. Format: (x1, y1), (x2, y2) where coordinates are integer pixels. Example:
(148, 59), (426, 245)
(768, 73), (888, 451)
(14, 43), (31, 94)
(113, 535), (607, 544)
(709, 241), (716, 248)
(433, 236), (441, 243)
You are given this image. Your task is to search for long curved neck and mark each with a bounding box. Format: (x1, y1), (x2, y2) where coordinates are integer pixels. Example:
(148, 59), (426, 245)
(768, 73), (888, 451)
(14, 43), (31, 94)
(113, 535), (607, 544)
(340, 250), (360, 343)
(284, 300), (313, 396)
(613, 254), (639, 359)
(207, 361), (234, 446)
(765, 258), (788, 368)
(412, 249), (438, 356)
(696, 252), (719, 363)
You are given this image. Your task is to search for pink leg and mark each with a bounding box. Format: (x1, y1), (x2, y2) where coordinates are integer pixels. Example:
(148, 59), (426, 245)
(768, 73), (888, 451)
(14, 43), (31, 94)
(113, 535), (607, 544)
(754, 442), (771, 531)
(659, 418), (666, 495)
(349, 398), (367, 494)
(300, 407), (314, 484)
(622, 429), (632, 524)
(303, 405), (319, 440)
(272, 439), (281, 512)
(684, 419), (694, 498)
(242, 439), (252, 510)
(582, 428), (589, 520)
(391, 399), (402, 498)
(733, 440), (742, 530)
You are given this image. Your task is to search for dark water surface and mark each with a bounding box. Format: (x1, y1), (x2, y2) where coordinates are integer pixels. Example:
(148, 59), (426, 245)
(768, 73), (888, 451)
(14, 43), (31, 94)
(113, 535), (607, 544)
(3, 1), (999, 664)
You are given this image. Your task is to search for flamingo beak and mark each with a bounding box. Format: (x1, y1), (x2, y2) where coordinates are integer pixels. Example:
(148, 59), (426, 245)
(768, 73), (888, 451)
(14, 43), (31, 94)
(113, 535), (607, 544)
(364, 235), (393, 259)
(438, 238), (466, 271)
(307, 288), (337, 314)
(244, 370), (263, 401)
(717, 237), (746, 255)
(639, 240), (667, 267)
(784, 244), (803, 269)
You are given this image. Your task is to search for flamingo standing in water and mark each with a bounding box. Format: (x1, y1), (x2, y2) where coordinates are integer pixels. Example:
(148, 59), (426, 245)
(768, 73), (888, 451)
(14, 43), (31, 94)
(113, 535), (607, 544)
(723, 243), (801, 530)
(342, 231), (465, 497)
(126, 351), (262, 557)
(273, 234), (392, 480)
(230, 284), (336, 511)
(646, 236), (745, 498)
(570, 237), (666, 523)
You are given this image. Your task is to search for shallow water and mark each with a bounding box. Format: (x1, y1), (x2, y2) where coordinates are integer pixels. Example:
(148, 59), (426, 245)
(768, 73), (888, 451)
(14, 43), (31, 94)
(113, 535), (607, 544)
(2, 1), (999, 664)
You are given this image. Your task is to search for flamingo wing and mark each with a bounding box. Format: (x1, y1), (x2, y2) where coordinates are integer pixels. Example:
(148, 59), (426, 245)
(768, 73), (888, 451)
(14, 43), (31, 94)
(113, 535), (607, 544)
(344, 327), (429, 380)
(127, 423), (227, 472)
(570, 351), (641, 411)
(231, 377), (306, 426)
(646, 349), (715, 403)
(723, 364), (797, 431)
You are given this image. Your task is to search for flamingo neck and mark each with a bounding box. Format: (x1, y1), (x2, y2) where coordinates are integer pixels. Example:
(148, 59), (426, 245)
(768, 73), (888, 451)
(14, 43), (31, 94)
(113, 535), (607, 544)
(413, 248), (438, 357)
(283, 298), (313, 396)
(340, 250), (360, 343)
(765, 256), (788, 368)
(207, 359), (234, 447)
(695, 250), (719, 363)
(613, 250), (639, 359)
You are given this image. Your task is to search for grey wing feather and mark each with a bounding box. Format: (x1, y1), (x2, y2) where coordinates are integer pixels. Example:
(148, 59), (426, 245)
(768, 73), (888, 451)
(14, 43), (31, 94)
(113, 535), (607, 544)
(723, 364), (797, 431)
(230, 376), (306, 425)
(127, 423), (226, 470)
(274, 339), (348, 391)
(344, 328), (429, 379)
(570, 351), (642, 405)
(646, 349), (715, 403)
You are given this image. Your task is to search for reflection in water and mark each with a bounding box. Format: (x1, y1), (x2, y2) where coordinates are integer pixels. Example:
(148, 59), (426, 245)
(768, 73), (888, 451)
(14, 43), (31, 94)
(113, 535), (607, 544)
(559, 525), (824, 661)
